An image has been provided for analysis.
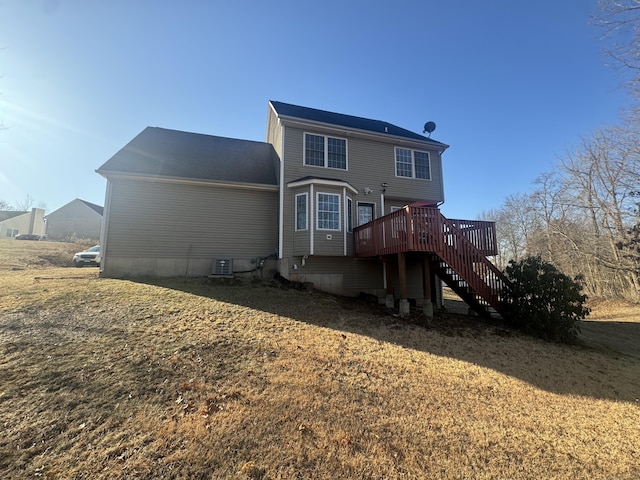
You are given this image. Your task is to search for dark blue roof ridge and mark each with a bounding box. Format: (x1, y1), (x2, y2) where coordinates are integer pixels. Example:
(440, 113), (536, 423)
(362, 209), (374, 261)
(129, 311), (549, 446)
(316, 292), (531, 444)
(270, 100), (448, 147)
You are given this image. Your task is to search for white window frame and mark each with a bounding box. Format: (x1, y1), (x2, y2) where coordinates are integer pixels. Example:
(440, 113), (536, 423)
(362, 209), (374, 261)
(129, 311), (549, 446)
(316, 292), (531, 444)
(346, 197), (353, 233)
(304, 132), (348, 170)
(295, 192), (308, 231)
(394, 147), (431, 180)
(316, 192), (341, 231)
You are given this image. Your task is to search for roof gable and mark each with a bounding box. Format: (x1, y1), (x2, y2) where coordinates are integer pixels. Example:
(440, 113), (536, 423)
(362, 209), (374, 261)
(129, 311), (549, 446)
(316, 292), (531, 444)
(78, 199), (104, 216)
(97, 127), (279, 186)
(47, 199), (104, 218)
(270, 100), (447, 148)
(0, 211), (26, 222)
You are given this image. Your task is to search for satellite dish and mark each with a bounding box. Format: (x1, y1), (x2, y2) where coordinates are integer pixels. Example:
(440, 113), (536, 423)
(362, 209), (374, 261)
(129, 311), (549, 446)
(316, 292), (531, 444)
(423, 121), (436, 137)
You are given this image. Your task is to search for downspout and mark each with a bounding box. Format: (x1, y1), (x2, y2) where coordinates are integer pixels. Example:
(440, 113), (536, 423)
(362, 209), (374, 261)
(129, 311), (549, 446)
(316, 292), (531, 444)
(278, 126), (285, 259)
(380, 190), (386, 291)
(343, 187), (347, 256)
(310, 184), (314, 255)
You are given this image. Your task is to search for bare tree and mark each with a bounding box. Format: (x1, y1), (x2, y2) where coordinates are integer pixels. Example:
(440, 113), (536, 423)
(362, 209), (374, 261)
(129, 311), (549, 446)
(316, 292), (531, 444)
(491, 122), (640, 300)
(0, 199), (12, 210)
(595, 0), (640, 100)
(482, 193), (540, 266)
(15, 194), (36, 212)
(557, 126), (640, 299)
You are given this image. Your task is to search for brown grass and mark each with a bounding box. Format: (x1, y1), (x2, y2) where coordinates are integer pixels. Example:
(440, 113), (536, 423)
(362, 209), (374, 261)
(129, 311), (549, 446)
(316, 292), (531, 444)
(1, 239), (639, 479)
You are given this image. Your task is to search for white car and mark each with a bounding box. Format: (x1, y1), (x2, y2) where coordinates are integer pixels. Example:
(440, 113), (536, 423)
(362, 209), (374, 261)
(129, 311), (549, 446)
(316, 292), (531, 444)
(72, 245), (100, 267)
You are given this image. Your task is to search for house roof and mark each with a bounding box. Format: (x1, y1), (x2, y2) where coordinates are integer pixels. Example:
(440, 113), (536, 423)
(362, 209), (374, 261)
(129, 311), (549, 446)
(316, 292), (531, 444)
(78, 199), (104, 216)
(270, 100), (448, 148)
(287, 175), (359, 194)
(97, 127), (279, 186)
(0, 211), (26, 222)
(47, 199), (104, 218)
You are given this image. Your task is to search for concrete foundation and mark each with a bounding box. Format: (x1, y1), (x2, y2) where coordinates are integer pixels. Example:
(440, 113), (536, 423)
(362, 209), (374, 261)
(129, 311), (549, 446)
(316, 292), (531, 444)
(422, 301), (434, 317)
(385, 294), (395, 308)
(399, 299), (410, 317)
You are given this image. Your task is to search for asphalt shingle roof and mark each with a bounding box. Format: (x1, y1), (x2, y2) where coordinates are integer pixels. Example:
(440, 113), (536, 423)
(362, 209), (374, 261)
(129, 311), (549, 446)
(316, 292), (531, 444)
(0, 211), (25, 222)
(78, 199), (104, 216)
(97, 127), (279, 186)
(270, 100), (447, 147)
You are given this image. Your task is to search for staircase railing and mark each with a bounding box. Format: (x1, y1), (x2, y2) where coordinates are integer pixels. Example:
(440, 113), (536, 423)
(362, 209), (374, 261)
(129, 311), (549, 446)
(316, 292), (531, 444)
(435, 214), (509, 311)
(354, 206), (510, 312)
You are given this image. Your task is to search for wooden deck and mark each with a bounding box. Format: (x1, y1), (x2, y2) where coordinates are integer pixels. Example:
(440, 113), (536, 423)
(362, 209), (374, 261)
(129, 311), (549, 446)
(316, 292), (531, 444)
(354, 206), (509, 316)
(354, 206), (497, 257)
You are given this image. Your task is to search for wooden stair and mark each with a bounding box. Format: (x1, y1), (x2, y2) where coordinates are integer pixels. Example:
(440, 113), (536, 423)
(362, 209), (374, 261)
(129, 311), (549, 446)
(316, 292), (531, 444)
(429, 254), (500, 318)
(430, 214), (510, 318)
(354, 206), (511, 317)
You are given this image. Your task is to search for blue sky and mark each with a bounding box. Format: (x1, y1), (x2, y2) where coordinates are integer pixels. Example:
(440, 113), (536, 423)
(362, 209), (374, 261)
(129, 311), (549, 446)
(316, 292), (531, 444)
(0, 0), (630, 220)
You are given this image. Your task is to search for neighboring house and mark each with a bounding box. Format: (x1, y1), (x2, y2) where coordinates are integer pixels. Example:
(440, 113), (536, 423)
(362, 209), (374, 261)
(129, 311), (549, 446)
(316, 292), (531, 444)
(45, 198), (104, 240)
(0, 208), (46, 238)
(98, 101), (507, 317)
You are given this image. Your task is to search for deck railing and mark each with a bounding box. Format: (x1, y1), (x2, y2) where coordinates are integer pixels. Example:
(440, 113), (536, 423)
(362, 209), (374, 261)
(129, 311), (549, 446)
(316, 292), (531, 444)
(354, 206), (508, 311)
(354, 207), (498, 257)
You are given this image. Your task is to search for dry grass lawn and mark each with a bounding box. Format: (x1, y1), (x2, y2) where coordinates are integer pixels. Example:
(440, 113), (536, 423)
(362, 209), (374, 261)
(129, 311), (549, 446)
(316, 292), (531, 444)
(1, 239), (639, 479)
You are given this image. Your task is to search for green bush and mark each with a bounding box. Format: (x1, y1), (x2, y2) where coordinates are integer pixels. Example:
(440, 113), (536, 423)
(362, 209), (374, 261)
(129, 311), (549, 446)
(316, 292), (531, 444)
(501, 256), (590, 343)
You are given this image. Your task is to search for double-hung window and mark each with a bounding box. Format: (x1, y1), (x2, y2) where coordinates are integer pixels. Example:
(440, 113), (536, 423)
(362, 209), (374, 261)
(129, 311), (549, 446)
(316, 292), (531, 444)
(295, 193), (308, 231)
(305, 133), (347, 169)
(395, 147), (431, 180)
(317, 193), (340, 230)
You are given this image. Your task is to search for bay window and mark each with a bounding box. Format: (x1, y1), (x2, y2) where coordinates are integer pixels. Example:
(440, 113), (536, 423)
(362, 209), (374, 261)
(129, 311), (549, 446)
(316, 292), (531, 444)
(317, 193), (340, 230)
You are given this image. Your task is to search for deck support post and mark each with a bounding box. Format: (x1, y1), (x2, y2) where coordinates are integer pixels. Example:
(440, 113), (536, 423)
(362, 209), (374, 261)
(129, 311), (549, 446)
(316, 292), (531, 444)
(382, 256), (395, 308)
(422, 255), (434, 319)
(397, 252), (410, 316)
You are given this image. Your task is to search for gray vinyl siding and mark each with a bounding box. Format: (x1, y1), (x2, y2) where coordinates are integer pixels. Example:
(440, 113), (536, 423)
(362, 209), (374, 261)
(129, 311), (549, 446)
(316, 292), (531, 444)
(266, 109), (282, 154)
(286, 255), (426, 301)
(45, 200), (102, 240)
(287, 256), (385, 296)
(105, 179), (277, 259)
(279, 125), (444, 260)
(282, 126), (444, 202)
(269, 108), (443, 300)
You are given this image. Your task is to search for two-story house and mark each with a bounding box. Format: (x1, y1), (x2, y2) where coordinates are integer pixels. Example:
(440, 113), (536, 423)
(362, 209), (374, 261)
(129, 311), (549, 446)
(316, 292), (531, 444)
(97, 101), (507, 317)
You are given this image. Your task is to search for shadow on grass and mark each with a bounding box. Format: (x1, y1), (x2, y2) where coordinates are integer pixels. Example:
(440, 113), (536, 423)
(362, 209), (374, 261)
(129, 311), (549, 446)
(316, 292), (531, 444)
(131, 276), (640, 403)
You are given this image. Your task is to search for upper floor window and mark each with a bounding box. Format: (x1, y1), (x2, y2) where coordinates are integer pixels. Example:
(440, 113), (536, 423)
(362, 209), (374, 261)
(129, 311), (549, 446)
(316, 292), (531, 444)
(305, 133), (347, 170)
(395, 147), (431, 180)
(317, 193), (341, 230)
